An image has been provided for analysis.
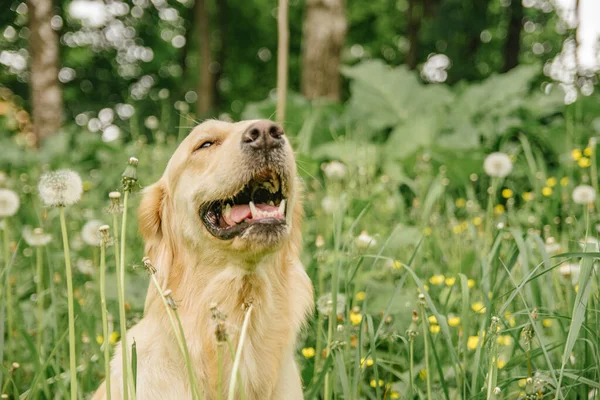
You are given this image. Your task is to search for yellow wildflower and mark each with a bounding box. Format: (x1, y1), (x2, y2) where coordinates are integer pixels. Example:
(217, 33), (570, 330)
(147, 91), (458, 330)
(430, 324), (440, 334)
(546, 177), (557, 187)
(453, 225), (463, 234)
(360, 357), (374, 367)
(302, 347), (316, 358)
(418, 369), (427, 380)
(542, 319), (553, 327)
(497, 335), (513, 346)
(472, 216), (482, 226)
(448, 316), (461, 327)
(497, 359), (507, 369)
(423, 227), (432, 236)
(428, 315), (437, 324)
(494, 204), (505, 215)
(560, 177), (569, 187)
(522, 192), (533, 201)
(392, 260), (403, 269)
(471, 301), (486, 314)
(467, 279), (475, 289)
(501, 189), (513, 198)
(109, 331), (119, 345)
(355, 291), (366, 301)
(578, 157), (591, 168)
(445, 277), (456, 286)
(350, 311), (363, 325)
(467, 336), (480, 350)
(370, 379), (384, 388)
(584, 147), (593, 156)
(391, 391), (400, 399)
(455, 198), (466, 208)
(96, 335), (104, 345)
(429, 274), (445, 285)
(518, 378), (527, 387)
(542, 187), (553, 196)
(571, 149), (582, 161)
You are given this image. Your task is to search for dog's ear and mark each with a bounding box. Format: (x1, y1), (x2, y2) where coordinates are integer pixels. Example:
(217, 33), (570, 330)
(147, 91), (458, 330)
(139, 180), (166, 242)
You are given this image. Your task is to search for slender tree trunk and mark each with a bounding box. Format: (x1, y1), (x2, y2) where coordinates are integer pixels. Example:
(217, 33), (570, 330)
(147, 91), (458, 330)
(276, 0), (288, 125)
(213, 0), (228, 109)
(406, 0), (422, 69)
(195, 0), (214, 116)
(28, 0), (63, 144)
(301, 0), (347, 102)
(502, 0), (523, 72)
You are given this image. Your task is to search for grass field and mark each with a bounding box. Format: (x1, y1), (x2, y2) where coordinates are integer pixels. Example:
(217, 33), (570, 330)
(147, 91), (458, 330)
(1, 112), (600, 399)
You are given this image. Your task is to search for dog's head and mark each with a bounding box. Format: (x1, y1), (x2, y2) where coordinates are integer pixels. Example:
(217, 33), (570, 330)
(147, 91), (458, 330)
(139, 119), (302, 268)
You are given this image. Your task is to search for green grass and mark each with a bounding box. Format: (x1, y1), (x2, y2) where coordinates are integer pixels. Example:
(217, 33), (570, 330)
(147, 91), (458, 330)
(1, 113), (600, 400)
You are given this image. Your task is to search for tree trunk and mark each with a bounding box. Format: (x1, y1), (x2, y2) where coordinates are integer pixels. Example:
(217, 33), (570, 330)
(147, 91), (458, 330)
(276, 0), (289, 125)
(502, 0), (523, 72)
(195, 0), (214, 116)
(301, 0), (347, 102)
(406, 0), (422, 70)
(28, 0), (63, 143)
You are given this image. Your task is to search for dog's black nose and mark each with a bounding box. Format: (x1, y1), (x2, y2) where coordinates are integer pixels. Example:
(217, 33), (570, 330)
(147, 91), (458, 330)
(241, 121), (284, 150)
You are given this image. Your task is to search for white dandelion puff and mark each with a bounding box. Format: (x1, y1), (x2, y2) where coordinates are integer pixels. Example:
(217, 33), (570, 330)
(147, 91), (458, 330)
(558, 263), (580, 285)
(38, 170), (83, 207)
(322, 161), (347, 181)
(355, 230), (376, 249)
(22, 226), (52, 247)
(316, 293), (346, 315)
(0, 188), (20, 217)
(572, 185), (596, 205)
(483, 152), (513, 178)
(81, 219), (104, 246)
(76, 259), (95, 276)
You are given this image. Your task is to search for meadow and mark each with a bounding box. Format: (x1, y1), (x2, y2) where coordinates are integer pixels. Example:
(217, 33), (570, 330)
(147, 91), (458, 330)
(1, 58), (600, 399)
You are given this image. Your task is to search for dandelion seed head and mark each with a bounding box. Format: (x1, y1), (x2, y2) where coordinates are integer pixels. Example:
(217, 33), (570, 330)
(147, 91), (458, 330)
(355, 230), (376, 249)
(81, 219), (104, 246)
(22, 226), (52, 247)
(483, 152), (513, 178)
(572, 184), (596, 204)
(322, 161), (347, 181)
(316, 293), (346, 315)
(38, 170), (83, 207)
(0, 188), (20, 217)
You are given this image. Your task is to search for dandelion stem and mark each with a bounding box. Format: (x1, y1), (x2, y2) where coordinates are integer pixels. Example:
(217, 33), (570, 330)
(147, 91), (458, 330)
(419, 302), (432, 400)
(228, 305), (253, 400)
(35, 246), (44, 358)
(58, 207), (78, 400)
(408, 338), (414, 394)
(100, 235), (111, 400)
(117, 191), (133, 400)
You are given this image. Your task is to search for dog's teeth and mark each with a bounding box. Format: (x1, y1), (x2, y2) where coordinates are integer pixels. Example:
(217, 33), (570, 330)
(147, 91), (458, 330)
(249, 201), (258, 219)
(224, 203), (231, 219)
(268, 201), (274, 206)
(278, 199), (286, 215)
(272, 177), (280, 193)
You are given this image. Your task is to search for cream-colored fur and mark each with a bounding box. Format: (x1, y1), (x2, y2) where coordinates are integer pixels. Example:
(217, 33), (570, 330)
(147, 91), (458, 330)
(92, 119), (314, 400)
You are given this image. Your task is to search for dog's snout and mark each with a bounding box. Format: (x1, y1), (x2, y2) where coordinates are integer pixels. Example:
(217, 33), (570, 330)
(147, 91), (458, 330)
(242, 121), (284, 150)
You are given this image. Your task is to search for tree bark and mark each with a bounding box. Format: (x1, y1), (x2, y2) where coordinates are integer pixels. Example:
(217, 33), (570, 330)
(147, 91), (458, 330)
(195, 0), (214, 116)
(276, 0), (289, 125)
(502, 0), (523, 72)
(28, 0), (63, 143)
(301, 0), (347, 102)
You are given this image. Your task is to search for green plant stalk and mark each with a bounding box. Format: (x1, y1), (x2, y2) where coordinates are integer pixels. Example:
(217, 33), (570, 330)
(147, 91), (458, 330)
(117, 191), (136, 400)
(313, 268), (325, 380)
(100, 238), (111, 400)
(409, 338), (414, 395)
(1, 217), (9, 388)
(485, 343), (499, 400)
(35, 246), (44, 358)
(58, 207), (78, 400)
(419, 303), (432, 400)
(228, 305), (253, 400)
(149, 274), (200, 399)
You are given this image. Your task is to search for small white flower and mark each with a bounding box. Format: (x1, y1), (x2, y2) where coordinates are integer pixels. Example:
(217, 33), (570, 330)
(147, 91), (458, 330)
(355, 230), (376, 249)
(316, 293), (346, 315)
(22, 227), (52, 247)
(572, 185), (596, 205)
(76, 258), (95, 275)
(38, 170), (83, 207)
(483, 152), (513, 178)
(323, 161), (347, 181)
(81, 219), (104, 246)
(321, 195), (337, 215)
(559, 263), (580, 285)
(0, 188), (20, 217)
(579, 237), (599, 252)
(544, 237), (561, 254)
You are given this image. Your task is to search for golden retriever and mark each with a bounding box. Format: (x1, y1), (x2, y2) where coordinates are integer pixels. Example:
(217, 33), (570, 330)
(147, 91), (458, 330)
(93, 119), (314, 399)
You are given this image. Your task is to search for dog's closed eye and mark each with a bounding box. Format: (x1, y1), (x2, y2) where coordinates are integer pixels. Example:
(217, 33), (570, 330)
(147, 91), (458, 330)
(193, 140), (216, 152)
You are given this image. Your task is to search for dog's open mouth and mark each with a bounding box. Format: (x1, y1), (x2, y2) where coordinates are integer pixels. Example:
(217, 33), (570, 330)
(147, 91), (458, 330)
(200, 168), (287, 240)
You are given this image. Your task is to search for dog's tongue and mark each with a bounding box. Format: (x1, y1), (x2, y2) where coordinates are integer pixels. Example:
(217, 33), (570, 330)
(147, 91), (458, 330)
(223, 203), (279, 226)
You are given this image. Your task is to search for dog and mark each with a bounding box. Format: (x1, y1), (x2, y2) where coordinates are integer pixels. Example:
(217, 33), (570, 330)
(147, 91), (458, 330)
(92, 119), (314, 399)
